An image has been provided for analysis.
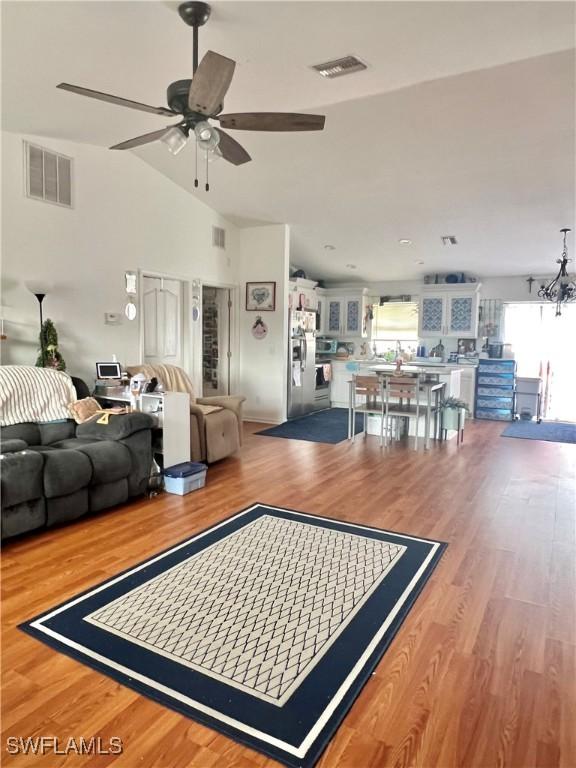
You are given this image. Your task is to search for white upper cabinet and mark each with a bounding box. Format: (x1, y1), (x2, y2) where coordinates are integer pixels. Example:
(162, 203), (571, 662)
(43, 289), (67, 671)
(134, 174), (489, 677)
(289, 278), (318, 311)
(418, 285), (481, 339)
(321, 289), (369, 337)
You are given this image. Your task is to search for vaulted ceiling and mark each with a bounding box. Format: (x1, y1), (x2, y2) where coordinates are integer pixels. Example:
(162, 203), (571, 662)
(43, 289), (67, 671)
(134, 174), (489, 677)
(2, 1), (575, 280)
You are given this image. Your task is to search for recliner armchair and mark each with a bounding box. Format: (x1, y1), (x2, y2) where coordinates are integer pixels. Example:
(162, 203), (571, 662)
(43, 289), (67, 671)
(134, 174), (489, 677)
(127, 364), (245, 463)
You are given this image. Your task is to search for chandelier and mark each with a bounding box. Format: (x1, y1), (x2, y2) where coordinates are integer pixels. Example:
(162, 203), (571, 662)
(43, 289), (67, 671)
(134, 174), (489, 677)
(538, 228), (575, 316)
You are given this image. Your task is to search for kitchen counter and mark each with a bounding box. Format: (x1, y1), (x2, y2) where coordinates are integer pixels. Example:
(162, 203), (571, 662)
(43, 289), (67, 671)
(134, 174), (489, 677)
(369, 363), (464, 375)
(328, 358), (465, 373)
(325, 357), (477, 414)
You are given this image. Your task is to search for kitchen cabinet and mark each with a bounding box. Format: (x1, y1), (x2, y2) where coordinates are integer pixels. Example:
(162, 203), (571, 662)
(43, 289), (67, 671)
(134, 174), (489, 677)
(289, 278), (318, 312)
(459, 367), (477, 414)
(419, 284), (481, 339)
(316, 296), (325, 335)
(322, 289), (369, 337)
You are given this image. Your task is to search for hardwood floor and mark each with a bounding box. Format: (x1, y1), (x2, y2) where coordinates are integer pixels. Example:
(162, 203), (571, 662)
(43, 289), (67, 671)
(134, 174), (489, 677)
(2, 421), (575, 767)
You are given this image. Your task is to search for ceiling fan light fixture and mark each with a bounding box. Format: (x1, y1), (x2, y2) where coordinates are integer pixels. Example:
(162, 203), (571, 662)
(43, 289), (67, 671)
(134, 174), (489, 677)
(194, 121), (220, 151)
(161, 125), (189, 155)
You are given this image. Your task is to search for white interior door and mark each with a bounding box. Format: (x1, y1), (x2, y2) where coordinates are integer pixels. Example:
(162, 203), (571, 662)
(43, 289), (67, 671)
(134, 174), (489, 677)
(143, 276), (183, 367)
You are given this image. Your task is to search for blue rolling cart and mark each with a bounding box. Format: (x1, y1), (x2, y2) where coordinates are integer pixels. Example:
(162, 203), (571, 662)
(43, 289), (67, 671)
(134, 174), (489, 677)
(475, 358), (516, 421)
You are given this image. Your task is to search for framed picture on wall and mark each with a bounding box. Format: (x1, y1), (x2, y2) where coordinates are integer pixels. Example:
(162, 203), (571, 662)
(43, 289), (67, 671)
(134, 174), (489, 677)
(246, 282), (276, 311)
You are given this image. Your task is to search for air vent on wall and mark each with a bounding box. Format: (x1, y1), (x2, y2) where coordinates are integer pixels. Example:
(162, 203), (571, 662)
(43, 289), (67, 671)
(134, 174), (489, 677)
(441, 235), (458, 246)
(24, 141), (72, 207)
(311, 55), (367, 79)
(212, 225), (226, 249)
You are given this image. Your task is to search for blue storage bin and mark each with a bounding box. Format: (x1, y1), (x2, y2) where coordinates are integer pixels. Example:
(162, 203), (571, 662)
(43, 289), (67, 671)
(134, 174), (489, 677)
(164, 461), (207, 478)
(164, 462), (207, 495)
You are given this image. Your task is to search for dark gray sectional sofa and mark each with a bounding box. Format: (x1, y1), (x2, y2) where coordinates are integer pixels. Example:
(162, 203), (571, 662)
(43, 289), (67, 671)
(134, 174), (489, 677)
(0, 412), (154, 540)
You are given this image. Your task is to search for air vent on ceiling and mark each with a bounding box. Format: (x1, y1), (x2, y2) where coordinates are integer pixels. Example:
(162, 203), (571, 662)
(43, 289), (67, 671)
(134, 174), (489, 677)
(311, 55), (367, 79)
(441, 235), (458, 246)
(212, 225), (226, 249)
(24, 141), (73, 208)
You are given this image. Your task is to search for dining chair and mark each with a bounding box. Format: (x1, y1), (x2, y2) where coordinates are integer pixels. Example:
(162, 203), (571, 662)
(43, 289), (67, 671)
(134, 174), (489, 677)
(383, 374), (423, 450)
(348, 374), (386, 446)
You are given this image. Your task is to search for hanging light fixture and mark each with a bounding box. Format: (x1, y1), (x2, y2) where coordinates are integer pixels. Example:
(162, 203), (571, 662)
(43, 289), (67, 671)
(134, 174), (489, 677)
(160, 125), (190, 155)
(538, 228), (575, 316)
(194, 121), (220, 151)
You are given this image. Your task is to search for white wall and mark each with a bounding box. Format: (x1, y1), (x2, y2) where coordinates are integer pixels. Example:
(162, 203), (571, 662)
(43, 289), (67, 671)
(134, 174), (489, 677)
(238, 225), (289, 422)
(1, 131), (240, 386)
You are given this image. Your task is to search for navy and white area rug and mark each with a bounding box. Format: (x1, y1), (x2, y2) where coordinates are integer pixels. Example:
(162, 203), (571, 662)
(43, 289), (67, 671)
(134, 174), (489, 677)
(21, 504), (446, 768)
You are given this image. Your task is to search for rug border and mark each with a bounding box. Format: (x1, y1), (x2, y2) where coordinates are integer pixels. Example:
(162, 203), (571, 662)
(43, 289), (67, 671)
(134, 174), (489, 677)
(19, 502), (447, 768)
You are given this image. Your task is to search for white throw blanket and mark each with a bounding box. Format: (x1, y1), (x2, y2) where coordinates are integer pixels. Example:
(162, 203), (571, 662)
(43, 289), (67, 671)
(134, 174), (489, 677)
(0, 366), (76, 426)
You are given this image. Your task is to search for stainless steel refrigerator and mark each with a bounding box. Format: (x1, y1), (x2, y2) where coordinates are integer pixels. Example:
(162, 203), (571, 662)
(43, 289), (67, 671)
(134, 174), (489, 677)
(287, 310), (318, 419)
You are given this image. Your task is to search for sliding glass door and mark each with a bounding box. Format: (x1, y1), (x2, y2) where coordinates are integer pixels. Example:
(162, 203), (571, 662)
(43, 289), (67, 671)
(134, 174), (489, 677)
(503, 302), (576, 422)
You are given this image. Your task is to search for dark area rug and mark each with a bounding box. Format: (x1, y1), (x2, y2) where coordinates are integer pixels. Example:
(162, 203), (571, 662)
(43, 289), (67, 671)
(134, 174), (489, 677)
(256, 408), (365, 444)
(501, 420), (576, 444)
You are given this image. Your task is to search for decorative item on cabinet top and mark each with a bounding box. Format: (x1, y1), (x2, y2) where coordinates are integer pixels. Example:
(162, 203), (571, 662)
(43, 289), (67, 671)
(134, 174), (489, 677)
(423, 273), (478, 285)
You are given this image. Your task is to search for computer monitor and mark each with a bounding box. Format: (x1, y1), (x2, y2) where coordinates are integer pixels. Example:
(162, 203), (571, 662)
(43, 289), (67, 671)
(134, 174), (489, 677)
(96, 362), (122, 380)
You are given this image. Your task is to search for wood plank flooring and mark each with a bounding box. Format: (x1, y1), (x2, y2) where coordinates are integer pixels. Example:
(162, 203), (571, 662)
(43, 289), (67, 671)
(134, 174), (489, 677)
(2, 421), (575, 767)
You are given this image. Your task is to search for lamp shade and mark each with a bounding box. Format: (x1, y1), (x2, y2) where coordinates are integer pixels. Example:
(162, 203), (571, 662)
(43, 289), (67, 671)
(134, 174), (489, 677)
(194, 121), (220, 152)
(161, 126), (189, 155)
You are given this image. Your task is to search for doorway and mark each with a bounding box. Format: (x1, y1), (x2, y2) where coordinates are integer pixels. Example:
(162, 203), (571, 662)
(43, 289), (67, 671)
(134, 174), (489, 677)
(503, 302), (576, 422)
(141, 275), (184, 367)
(202, 286), (231, 396)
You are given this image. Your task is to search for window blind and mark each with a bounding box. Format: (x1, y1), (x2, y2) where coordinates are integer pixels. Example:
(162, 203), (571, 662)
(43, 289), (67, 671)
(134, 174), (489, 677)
(371, 302), (419, 340)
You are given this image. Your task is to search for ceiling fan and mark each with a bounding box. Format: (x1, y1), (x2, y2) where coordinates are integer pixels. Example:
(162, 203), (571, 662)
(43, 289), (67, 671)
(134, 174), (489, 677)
(57, 1), (326, 188)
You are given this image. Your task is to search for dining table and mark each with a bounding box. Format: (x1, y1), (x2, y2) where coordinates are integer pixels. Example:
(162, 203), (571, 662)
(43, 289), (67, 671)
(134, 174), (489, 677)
(348, 365), (446, 449)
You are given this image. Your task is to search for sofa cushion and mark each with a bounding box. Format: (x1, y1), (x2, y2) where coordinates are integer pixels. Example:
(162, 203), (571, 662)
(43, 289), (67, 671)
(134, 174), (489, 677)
(39, 420), (77, 445)
(42, 449), (92, 498)
(0, 450), (44, 506)
(77, 411), (154, 441)
(1, 422), (41, 446)
(1, 439), (28, 454)
(77, 441), (131, 484)
(51, 438), (102, 450)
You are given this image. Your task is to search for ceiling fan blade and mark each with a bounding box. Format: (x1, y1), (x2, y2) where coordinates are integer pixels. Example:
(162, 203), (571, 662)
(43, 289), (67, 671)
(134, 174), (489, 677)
(188, 51), (236, 116)
(57, 83), (177, 117)
(217, 112), (326, 132)
(110, 126), (177, 150)
(216, 129), (251, 165)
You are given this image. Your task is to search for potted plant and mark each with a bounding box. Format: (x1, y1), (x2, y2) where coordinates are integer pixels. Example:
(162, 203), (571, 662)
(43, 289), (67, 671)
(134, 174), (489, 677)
(441, 396), (469, 431)
(36, 318), (66, 371)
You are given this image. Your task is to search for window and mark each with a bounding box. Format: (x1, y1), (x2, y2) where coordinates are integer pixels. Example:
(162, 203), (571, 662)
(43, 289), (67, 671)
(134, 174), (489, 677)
(371, 302), (419, 356)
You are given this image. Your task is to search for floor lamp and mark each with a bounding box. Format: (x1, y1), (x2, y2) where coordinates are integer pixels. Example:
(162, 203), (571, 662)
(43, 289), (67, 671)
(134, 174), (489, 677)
(26, 284), (49, 360)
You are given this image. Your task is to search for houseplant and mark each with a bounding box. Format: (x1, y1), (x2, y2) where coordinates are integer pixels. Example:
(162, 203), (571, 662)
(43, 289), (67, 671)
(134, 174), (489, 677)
(36, 318), (66, 371)
(441, 396), (469, 431)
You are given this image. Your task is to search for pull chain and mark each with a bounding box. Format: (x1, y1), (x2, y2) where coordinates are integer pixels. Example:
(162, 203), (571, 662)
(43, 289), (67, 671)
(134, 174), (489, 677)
(194, 140), (198, 188)
(205, 149), (210, 192)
